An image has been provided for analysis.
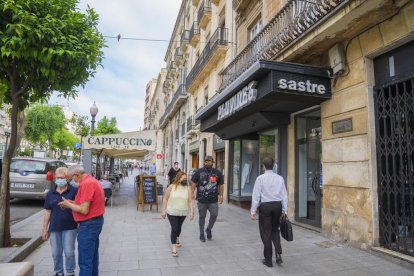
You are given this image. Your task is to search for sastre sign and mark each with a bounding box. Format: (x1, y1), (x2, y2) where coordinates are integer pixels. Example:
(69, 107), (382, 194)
(217, 81), (257, 121)
(277, 78), (327, 94)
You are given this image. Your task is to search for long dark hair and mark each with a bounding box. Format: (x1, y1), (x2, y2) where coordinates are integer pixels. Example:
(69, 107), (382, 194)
(172, 171), (187, 191)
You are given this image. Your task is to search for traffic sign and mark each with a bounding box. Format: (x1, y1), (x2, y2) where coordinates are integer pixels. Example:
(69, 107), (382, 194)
(74, 142), (81, 150)
(156, 154), (163, 159)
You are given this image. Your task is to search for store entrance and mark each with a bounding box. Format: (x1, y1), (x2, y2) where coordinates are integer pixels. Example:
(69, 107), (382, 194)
(295, 109), (322, 228)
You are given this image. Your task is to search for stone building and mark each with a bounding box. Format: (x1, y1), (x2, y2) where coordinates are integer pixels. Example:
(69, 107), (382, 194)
(151, 0), (414, 257)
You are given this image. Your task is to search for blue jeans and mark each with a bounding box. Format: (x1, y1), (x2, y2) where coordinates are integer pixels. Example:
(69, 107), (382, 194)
(77, 217), (104, 276)
(49, 229), (77, 275)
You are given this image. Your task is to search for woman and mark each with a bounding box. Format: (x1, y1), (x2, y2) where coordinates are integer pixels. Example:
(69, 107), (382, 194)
(42, 167), (78, 276)
(161, 171), (194, 257)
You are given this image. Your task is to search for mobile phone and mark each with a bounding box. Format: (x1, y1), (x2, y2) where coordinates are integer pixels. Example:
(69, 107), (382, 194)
(62, 196), (66, 200)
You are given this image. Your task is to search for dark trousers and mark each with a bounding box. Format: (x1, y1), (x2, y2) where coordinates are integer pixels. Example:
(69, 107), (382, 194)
(197, 202), (219, 234)
(259, 201), (282, 262)
(167, 214), (186, 244)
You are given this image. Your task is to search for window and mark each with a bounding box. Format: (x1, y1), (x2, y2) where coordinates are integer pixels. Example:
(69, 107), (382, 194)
(249, 17), (262, 41)
(204, 86), (209, 105)
(194, 97), (198, 113)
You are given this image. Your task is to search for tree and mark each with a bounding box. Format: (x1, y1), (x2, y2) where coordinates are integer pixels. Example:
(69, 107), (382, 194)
(69, 115), (90, 161)
(95, 116), (121, 135)
(51, 128), (78, 159)
(0, 0), (105, 247)
(25, 105), (66, 150)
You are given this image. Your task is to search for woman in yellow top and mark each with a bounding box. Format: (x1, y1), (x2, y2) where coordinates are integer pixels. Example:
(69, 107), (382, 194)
(161, 171), (194, 257)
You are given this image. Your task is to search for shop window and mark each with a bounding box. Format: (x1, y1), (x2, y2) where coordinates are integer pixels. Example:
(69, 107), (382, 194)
(230, 140), (241, 196)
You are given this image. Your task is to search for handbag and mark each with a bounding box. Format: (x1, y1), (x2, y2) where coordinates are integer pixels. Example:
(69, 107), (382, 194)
(280, 217), (293, 241)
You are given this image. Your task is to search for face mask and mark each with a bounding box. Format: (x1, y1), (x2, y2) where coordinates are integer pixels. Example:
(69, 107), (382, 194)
(55, 179), (67, 187)
(204, 162), (213, 169)
(69, 180), (79, 188)
(180, 180), (188, 186)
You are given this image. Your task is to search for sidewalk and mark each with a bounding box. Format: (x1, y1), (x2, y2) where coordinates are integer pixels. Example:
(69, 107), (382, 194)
(24, 171), (414, 276)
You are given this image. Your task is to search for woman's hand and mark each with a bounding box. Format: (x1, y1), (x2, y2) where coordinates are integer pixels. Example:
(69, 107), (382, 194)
(161, 210), (166, 219)
(41, 228), (48, 241)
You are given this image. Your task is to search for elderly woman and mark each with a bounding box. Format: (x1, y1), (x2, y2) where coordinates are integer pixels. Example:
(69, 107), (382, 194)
(161, 171), (194, 257)
(42, 167), (78, 276)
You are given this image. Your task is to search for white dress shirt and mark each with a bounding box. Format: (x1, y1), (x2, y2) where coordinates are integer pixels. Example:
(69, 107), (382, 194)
(251, 170), (288, 215)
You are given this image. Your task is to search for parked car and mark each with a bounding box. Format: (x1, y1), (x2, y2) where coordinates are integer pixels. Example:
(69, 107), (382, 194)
(9, 157), (67, 200)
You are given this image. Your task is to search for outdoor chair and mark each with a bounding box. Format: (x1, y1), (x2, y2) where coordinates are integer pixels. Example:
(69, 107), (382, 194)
(104, 188), (113, 207)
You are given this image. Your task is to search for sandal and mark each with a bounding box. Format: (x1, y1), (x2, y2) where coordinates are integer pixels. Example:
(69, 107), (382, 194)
(171, 251), (179, 257)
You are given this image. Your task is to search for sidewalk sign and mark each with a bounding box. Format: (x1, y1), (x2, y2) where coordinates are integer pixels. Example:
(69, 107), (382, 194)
(136, 176), (158, 212)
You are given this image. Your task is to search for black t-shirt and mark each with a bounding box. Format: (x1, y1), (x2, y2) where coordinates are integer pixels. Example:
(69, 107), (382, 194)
(191, 167), (224, 203)
(168, 168), (181, 184)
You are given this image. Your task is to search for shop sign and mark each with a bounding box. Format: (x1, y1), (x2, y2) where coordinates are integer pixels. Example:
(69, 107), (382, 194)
(156, 154), (163, 159)
(217, 81), (258, 121)
(189, 140), (199, 153)
(277, 78), (327, 94)
(332, 118), (353, 134)
(213, 135), (225, 150)
(83, 130), (156, 151)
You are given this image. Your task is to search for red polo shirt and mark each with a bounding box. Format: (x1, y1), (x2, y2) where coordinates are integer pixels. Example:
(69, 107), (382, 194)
(73, 174), (105, 222)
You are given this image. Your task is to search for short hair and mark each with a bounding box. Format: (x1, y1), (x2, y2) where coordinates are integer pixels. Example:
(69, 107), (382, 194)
(67, 164), (85, 176)
(103, 174), (109, 180)
(55, 167), (68, 177)
(263, 156), (274, 170)
(174, 162), (179, 165)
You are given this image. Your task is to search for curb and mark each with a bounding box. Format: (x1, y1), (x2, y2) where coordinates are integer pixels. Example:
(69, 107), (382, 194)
(4, 209), (45, 263)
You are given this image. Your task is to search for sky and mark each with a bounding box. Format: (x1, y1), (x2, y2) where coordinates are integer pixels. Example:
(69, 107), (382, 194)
(48, 0), (182, 132)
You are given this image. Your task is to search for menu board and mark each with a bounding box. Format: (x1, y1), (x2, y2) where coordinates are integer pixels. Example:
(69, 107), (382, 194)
(142, 176), (157, 204)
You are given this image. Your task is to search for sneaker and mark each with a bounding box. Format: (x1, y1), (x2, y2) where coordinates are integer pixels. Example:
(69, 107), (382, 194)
(276, 253), (283, 265)
(52, 273), (64, 276)
(67, 273), (75, 276)
(205, 228), (212, 240)
(199, 233), (206, 242)
(262, 259), (273, 267)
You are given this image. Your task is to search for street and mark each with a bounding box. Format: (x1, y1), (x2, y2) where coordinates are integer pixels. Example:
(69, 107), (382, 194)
(10, 199), (44, 225)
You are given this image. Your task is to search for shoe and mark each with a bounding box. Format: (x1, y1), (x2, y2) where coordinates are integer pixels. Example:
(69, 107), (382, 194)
(67, 274), (75, 276)
(205, 228), (212, 240)
(276, 253), (283, 265)
(199, 233), (206, 242)
(262, 259), (273, 267)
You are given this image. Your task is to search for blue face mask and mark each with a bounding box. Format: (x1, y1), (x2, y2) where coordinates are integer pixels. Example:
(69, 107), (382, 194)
(69, 180), (78, 188)
(55, 179), (67, 187)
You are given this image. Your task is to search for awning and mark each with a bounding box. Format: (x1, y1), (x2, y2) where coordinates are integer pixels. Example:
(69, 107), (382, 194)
(82, 130), (156, 159)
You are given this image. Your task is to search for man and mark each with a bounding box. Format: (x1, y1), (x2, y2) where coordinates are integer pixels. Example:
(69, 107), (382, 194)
(167, 162), (181, 186)
(59, 165), (105, 276)
(42, 167), (77, 276)
(191, 155), (224, 242)
(99, 174), (113, 206)
(251, 156), (288, 268)
(150, 162), (156, 176)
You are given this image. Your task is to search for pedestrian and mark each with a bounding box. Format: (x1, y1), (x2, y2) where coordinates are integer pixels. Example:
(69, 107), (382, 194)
(191, 155), (224, 242)
(150, 162), (156, 176)
(250, 156), (288, 267)
(99, 174), (113, 206)
(58, 165), (105, 276)
(167, 162), (181, 186)
(42, 167), (78, 276)
(161, 171), (194, 257)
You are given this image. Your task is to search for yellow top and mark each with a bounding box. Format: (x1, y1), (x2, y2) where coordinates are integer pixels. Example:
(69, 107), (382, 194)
(167, 185), (189, 216)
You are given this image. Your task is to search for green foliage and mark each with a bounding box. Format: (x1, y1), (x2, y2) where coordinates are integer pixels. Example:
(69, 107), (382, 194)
(95, 116), (121, 135)
(24, 105), (66, 145)
(0, 0), (106, 109)
(51, 128), (78, 151)
(17, 148), (31, 157)
(70, 114), (90, 138)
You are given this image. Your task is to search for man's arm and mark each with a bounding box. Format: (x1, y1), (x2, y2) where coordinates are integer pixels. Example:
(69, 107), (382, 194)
(59, 200), (90, 215)
(191, 181), (197, 199)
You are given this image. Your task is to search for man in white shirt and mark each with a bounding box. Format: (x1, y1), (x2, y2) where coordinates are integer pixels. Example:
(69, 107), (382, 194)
(251, 156), (288, 267)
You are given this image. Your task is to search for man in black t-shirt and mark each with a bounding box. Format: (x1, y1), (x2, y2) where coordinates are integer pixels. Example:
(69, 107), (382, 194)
(167, 162), (181, 185)
(191, 155), (224, 242)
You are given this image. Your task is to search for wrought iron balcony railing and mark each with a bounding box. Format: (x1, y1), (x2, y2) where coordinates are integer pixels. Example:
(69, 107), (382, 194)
(186, 27), (228, 92)
(198, 0), (212, 29)
(220, 0), (348, 91)
(159, 84), (188, 128)
(190, 21), (201, 47)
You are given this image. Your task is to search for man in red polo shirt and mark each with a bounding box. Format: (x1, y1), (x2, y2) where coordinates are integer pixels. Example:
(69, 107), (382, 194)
(59, 165), (105, 276)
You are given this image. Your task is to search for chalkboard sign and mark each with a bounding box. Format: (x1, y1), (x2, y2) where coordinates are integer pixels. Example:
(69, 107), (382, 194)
(136, 176), (158, 212)
(142, 176), (156, 203)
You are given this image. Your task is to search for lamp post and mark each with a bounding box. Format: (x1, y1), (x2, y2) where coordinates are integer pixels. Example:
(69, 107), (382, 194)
(4, 126), (11, 156)
(90, 101), (98, 136)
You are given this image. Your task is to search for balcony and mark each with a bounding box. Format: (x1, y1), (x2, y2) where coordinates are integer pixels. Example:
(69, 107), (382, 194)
(220, 0), (350, 92)
(162, 78), (172, 94)
(186, 27), (228, 94)
(186, 116), (200, 137)
(159, 84), (188, 128)
(232, 0), (251, 12)
(174, 47), (183, 66)
(190, 21), (200, 47)
(167, 61), (177, 78)
(197, 1), (212, 30)
(211, 0), (220, 5)
(186, 116), (193, 132)
(192, 0), (200, 6)
(181, 30), (190, 51)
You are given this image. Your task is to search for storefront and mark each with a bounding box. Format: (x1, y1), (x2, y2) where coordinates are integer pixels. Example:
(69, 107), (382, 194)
(196, 61), (332, 210)
(213, 134), (225, 174)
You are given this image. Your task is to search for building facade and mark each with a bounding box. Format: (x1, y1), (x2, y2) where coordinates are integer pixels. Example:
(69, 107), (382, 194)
(151, 0), (414, 256)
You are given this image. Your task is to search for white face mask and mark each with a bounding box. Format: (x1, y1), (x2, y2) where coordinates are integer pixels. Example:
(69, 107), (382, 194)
(70, 180), (79, 188)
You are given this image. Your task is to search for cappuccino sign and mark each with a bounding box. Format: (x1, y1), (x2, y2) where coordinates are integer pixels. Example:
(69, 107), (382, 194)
(83, 130), (156, 151)
(217, 81), (258, 121)
(277, 78), (327, 95)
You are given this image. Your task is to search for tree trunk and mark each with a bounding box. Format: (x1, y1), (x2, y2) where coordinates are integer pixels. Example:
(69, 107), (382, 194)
(12, 112), (27, 157)
(0, 96), (20, 247)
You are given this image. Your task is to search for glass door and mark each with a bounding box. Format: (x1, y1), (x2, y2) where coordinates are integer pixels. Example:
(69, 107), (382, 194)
(295, 109), (322, 227)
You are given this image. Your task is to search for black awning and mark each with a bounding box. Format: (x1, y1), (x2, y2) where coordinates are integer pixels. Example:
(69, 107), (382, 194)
(197, 60), (332, 139)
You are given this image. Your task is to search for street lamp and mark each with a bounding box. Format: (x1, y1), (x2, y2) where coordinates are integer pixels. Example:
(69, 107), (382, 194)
(4, 126), (11, 156)
(90, 101), (98, 136)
